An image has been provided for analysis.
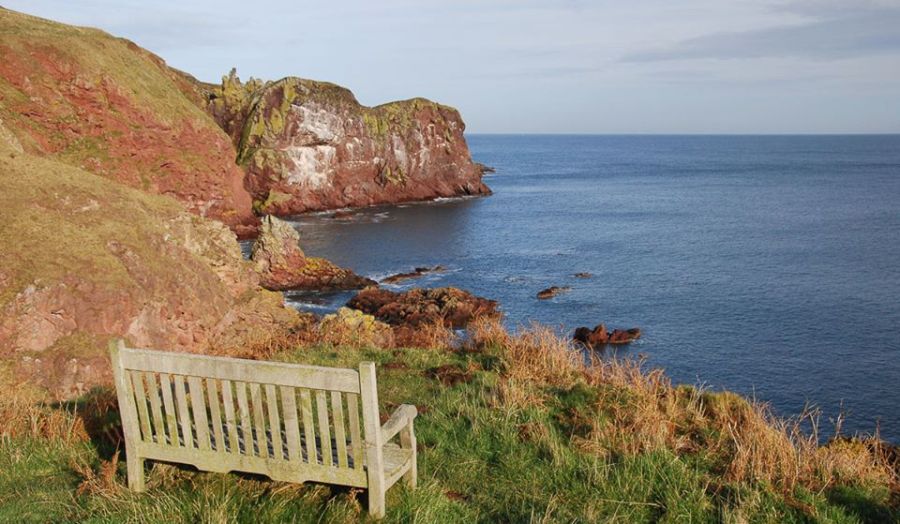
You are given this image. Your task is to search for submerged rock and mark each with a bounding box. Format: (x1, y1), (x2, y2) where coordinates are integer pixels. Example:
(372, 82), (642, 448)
(537, 286), (571, 299)
(573, 324), (642, 347)
(574, 272), (593, 279)
(382, 265), (446, 284)
(251, 216), (375, 291)
(347, 287), (499, 328)
(208, 73), (491, 215)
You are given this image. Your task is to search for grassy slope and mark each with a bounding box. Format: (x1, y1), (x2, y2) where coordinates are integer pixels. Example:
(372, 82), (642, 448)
(1, 329), (895, 523)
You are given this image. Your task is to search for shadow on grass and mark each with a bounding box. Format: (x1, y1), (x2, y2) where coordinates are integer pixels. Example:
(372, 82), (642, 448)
(827, 485), (899, 524)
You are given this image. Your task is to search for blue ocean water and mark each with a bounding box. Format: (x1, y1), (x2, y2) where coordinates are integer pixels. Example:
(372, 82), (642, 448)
(276, 135), (900, 442)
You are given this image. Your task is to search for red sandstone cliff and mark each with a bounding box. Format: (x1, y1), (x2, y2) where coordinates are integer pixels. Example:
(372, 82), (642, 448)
(208, 72), (491, 215)
(0, 8), (257, 235)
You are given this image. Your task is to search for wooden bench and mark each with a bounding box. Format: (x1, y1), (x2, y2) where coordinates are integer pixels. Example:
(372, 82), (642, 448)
(109, 339), (417, 519)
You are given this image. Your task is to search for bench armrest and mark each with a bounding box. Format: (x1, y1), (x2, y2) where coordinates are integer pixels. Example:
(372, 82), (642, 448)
(381, 404), (417, 443)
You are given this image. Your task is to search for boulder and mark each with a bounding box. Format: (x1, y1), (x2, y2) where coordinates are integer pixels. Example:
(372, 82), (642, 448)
(251, 215), (375, 291)
(537, 286), (571, 300)
(573, 324), (641, 348)
(347, 287), (499, 328)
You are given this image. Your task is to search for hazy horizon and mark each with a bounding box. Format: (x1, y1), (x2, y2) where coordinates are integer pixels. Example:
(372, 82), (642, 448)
(6, 1), (899, 134)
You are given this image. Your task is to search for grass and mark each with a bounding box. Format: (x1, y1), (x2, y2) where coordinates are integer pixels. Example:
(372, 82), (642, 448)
(0, 319), (896, 522)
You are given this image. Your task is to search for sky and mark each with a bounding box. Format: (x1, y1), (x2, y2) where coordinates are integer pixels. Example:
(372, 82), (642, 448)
(6, 0), (900, 133)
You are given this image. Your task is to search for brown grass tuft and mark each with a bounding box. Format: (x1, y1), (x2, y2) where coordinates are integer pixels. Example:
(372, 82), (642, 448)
(478, 320), (897, 493)
(0, 394), (88, 443)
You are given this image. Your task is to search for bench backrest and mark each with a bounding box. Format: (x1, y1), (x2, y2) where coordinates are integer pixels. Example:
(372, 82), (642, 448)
(110, 340), (381, 487)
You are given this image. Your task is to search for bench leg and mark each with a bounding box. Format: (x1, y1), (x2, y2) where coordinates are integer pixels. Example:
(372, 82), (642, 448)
(126, 453), (145, 492)
(400, 424), (417, 489)
(368, 486), (385, 519)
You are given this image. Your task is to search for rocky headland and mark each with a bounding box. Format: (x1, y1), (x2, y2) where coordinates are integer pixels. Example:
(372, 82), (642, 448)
(207, 71), (491, 215)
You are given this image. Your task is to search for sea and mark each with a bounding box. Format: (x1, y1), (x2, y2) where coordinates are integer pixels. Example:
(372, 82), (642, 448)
(251, 135), (900, 443)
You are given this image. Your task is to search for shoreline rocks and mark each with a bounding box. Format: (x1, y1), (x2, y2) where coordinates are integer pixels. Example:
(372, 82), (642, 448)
(251, 215), (375, 291)
(537, 286), (571, 300)
(347, 287), (499, 328)
(382, 265), (446, 284)
(573, 324), (642, 348)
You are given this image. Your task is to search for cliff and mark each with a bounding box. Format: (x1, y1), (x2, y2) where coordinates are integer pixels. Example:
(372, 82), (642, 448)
(0, 8), (256, 235)
(208, 72), (491, 214)
(0, 137), (302, 399)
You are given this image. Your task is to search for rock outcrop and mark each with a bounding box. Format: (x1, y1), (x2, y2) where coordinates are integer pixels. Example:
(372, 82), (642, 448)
(382, 266), (446, 285)
(347, 287), (499, 328)
(208, 72), (491, 215)
(250, 215), (375, 291)
(0, 8), (256, 235)
(573, 324), (642, 348)
(317, 307), (394, 348)
(537, 286), (571, 300)
(0, 143), (302, 399)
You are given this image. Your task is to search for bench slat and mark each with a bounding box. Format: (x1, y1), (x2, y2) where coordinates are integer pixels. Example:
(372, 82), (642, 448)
(189, 377), (211, 450)
(142, 373), (165, 445)
(173, 375), (192, 448)
(250, 383), (267, 458)
(316, 390), (333, 467)
(221, 379), (239, 454)
(281, 386), (302, 461)
(299, 389), (316, 464)
(159, 373), (179, 447)
(346, 393), (363, 470)
(265, 384), (284, 459)
(207, 379), (225, 452)
(236, 382), (252, 455)
(119, 348), (360, 393)
(331, 391), (348, 468)
(128, 371), (153, 442)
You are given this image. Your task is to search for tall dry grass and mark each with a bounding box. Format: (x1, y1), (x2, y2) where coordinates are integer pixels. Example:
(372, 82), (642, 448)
(467, 316), (898, 493)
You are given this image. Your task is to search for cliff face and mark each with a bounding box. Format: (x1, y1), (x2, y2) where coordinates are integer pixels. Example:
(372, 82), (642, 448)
(209, 73), (490, 215)
(0, 138), (302, 399)
(0, 8), (256, 235)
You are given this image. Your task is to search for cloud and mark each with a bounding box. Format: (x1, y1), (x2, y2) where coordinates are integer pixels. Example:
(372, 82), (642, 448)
(624, 5), (900, 62)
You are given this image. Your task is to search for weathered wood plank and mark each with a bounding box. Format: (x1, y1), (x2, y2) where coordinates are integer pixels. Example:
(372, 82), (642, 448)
(128, 370), (152, 442)
(250, 383), (267, 458)
(136, 442), (367, 488)
(173, 375), (192, 448)
(316, 390), (333, 467)
(346, 393), (363, 470)
(120, 348), (360, 393)
(159, 373), (179, 447)
(235, 382), (252, 455)
(360, 362), (386, 518)
(265, 384), (283, 459)
(221, 379), (239, 454)
(299, 389), (316, 464)
(188, 376), (210, 450)
(331, 391), (348, 468)
(143, 372), (166, 445)
(280, 386), (301, 462)
(207, 379), (225, 452)
(109, 340), (145, 491)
